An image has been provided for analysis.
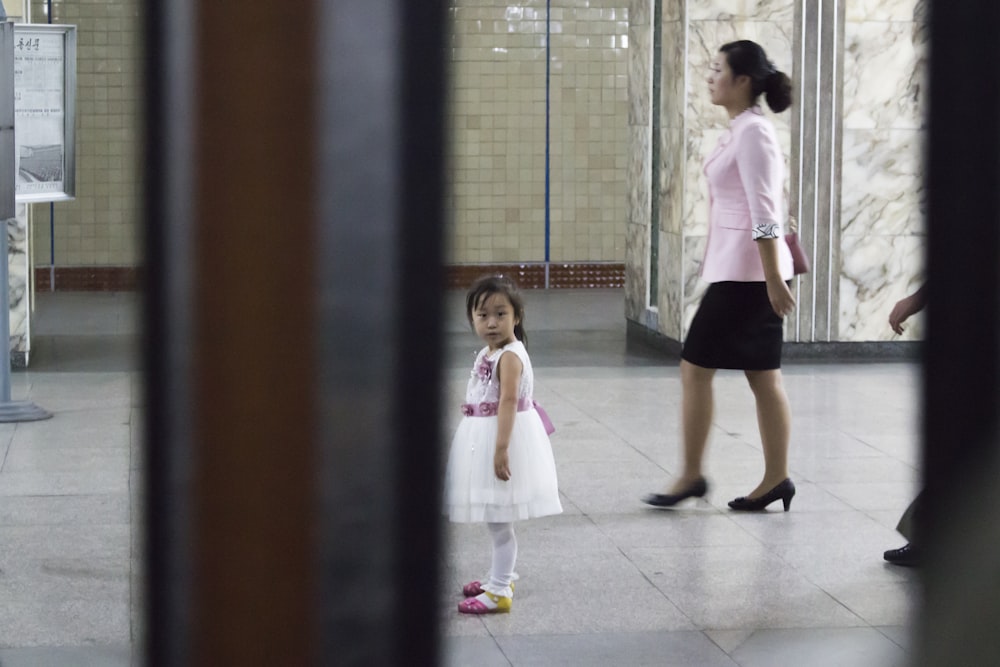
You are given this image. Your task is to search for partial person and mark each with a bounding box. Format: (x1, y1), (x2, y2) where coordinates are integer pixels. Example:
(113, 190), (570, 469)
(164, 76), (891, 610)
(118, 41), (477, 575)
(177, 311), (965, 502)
(885, 283), (927, 566)
(444, 276), (563, 613)
(888, 283), (926, 336)
(644, 39), (797, 512)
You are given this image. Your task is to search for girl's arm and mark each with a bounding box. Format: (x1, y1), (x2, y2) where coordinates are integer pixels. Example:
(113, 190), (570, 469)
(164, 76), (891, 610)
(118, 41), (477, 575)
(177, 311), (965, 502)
(493, 351), (523, 481)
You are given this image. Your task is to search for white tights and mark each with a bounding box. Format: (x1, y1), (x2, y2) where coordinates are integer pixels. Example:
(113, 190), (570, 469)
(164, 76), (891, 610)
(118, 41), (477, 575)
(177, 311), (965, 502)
(485, 522), (517, 594)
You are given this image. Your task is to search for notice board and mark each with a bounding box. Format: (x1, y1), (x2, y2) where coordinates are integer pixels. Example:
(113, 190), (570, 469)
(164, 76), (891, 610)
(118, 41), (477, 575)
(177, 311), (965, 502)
(13, 24), (76, 203)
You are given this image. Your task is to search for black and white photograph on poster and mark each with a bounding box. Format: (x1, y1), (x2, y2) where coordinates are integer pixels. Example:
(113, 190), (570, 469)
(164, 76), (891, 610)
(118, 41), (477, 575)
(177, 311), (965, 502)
(13, 24), (76, 203)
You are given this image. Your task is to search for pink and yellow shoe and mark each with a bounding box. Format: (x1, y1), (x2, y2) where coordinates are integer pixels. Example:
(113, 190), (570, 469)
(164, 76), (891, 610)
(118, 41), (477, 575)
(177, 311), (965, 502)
(462, 580), (515, 597)
(458, 591), (512, 614)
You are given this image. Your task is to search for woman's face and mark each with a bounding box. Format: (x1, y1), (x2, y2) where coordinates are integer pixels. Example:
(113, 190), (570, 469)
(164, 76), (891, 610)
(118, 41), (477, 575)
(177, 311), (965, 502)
(706, 52), (747, 109)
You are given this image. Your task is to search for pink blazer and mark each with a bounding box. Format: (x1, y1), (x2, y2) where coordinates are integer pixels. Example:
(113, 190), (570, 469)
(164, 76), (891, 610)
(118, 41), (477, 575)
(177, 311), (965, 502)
(700, 107), (794, 283)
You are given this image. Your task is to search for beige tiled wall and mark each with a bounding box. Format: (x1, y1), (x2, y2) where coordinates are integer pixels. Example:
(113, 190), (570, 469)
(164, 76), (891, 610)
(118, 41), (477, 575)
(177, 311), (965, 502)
(18, 1), (623, 270)
(446, 1), (628, 265)
(28, 0), (141, 268)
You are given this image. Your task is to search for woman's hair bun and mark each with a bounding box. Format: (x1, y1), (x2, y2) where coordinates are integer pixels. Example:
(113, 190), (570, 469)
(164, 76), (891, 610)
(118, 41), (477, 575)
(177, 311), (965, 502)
(764, 70), (793, 113)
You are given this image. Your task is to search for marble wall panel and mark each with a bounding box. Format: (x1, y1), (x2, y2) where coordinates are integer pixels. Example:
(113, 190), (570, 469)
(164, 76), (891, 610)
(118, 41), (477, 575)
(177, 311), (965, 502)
(662, 0), (684, 23)
(625, 221), (649, 321)
(660, 19), (687, 127)
(659, 125), (686, 235)
(688, 0), (794, 21)
(838, 0), (927, 341)
(681, 234), (708, 336)
(846, 0), (922, 22)
(624, 0), (927, 345)
(630, 0), (650, 26)
(10, 204), (28, 360)
(839, 233), (924, 340)
(683, 127), (723, 237)
(842, 20), (925, 130)
(686, 20), (793, 132)
(841, 129), (924, 238)
(628, 23), (651, 126)
(657, 230), (685, 340)
(627, 125), (652, 228)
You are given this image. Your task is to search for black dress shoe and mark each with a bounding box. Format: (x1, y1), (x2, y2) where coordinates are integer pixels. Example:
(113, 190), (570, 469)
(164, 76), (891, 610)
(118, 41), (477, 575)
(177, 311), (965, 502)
(728, 478), (796, 512)
(883, 543), (920, 567)
(643, 477), (708, 508)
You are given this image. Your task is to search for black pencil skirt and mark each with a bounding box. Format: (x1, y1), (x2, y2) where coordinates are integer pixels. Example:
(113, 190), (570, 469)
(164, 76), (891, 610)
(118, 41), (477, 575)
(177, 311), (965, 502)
(681, 281), (784, 371)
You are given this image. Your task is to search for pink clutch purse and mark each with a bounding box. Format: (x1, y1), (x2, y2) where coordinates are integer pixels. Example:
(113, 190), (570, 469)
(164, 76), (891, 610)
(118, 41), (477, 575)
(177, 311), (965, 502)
(785, 232), (810, 275)
(785, 216), (810, 275)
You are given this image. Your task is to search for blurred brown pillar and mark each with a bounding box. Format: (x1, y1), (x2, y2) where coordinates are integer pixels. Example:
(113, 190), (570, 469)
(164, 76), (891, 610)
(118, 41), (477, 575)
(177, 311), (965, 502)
(189, 2), (319, 665)
(144, 0), (447, 665)
(144, 1), (319, 665)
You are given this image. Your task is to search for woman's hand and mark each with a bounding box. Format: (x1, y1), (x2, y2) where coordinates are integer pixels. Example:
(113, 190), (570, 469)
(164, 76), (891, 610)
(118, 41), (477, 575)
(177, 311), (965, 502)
(888, 285), (927, 334)
(494, 448), (511, 481)
(755, 238), (795, 317)
(766, 279), (796, 318)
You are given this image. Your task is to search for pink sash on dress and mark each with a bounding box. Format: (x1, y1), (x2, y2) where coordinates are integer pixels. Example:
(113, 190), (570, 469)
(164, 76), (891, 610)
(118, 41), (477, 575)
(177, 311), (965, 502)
(460, 398), (555, 435)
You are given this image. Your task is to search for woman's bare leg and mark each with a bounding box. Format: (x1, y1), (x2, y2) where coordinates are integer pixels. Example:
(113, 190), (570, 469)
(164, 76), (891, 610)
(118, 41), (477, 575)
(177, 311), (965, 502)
(744, 368), (792, 497)
(669, 360), (716, 492)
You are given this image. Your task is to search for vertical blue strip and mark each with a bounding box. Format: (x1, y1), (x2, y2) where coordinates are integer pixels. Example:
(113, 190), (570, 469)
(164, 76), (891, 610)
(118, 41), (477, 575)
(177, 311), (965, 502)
(544, 0), (551, 266)
(48, 0), (55, 289)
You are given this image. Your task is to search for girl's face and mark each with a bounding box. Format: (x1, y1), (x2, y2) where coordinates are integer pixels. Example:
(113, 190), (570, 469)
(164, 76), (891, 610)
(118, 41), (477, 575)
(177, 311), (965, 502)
(706, 52), (749, 110)
(471, 292), (519, 351)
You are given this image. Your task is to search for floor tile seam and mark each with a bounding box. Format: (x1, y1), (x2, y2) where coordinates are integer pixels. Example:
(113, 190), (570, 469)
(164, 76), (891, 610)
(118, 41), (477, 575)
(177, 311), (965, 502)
(0, 426), (15, 473)
(576, 508), (709, 622)
(701, 628), (748, 664)
(873, 624), (912, 650)
(859, 506), (911, 530)
(843, 433), (921, 458)
(597, 518), (705, 629)
(0, 491), (130, 500)
(815, 486), (918, 514)
(0, 521), (132, 531)
(803, 583), (875, 628)
(540, 384), (677, 473)
(477, 622), (514, 665)
(489, 627), (730, 645)
(0, 554), (131, 565)
(4, 443), (134, 452)
(786, 465), (920, 484)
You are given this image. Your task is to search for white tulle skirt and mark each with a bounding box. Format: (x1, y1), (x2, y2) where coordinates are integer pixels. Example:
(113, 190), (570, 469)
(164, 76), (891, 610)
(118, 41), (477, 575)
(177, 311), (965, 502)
(444, 409), (562, 523)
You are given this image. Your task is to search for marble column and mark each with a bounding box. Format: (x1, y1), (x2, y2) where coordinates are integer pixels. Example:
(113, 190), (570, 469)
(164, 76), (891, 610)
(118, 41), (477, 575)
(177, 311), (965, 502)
(9, 202), (27, 367)
(625, 0), (653, 326)
(625, 0), (927, 348)
(839, 0), (927, 341)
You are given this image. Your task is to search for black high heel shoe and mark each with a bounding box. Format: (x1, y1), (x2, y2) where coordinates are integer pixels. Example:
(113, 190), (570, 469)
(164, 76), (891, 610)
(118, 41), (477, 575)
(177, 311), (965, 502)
(642, 477), (708, 508)
(728, 478), (796, 512)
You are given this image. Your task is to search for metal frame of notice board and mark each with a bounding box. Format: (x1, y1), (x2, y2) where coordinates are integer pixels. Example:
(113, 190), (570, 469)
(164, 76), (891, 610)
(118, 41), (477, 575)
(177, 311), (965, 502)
(13, 23), (76, 204)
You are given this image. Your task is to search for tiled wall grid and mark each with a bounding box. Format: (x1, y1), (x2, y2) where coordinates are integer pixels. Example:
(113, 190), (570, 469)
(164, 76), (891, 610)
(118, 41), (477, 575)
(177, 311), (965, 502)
(27, 0), (142, 269)
(446, 2), (628, 265)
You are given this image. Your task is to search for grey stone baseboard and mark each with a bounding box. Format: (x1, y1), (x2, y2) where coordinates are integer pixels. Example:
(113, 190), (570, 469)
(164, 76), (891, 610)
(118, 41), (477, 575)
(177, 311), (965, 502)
(626, 320), (922, 362)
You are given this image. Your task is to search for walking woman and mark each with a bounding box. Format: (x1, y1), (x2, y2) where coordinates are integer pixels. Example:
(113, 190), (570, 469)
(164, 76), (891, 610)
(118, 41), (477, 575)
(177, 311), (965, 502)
(644, 40), (797, 512)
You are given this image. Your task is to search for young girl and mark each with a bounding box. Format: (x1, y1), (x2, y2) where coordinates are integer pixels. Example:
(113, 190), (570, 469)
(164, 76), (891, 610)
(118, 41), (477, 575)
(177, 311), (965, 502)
(444, 275), (562, 614)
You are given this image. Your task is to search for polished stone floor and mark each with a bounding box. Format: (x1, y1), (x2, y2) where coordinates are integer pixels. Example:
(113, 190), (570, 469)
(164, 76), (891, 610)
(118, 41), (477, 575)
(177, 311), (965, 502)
(0, 289), (920, 665)
(441, 289), (919, 667)
(0, 291), (138, 666)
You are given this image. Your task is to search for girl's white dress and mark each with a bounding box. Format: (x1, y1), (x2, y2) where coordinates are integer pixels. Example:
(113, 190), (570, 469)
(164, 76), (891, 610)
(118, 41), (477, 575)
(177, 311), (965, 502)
(445, 340), (563, 523)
